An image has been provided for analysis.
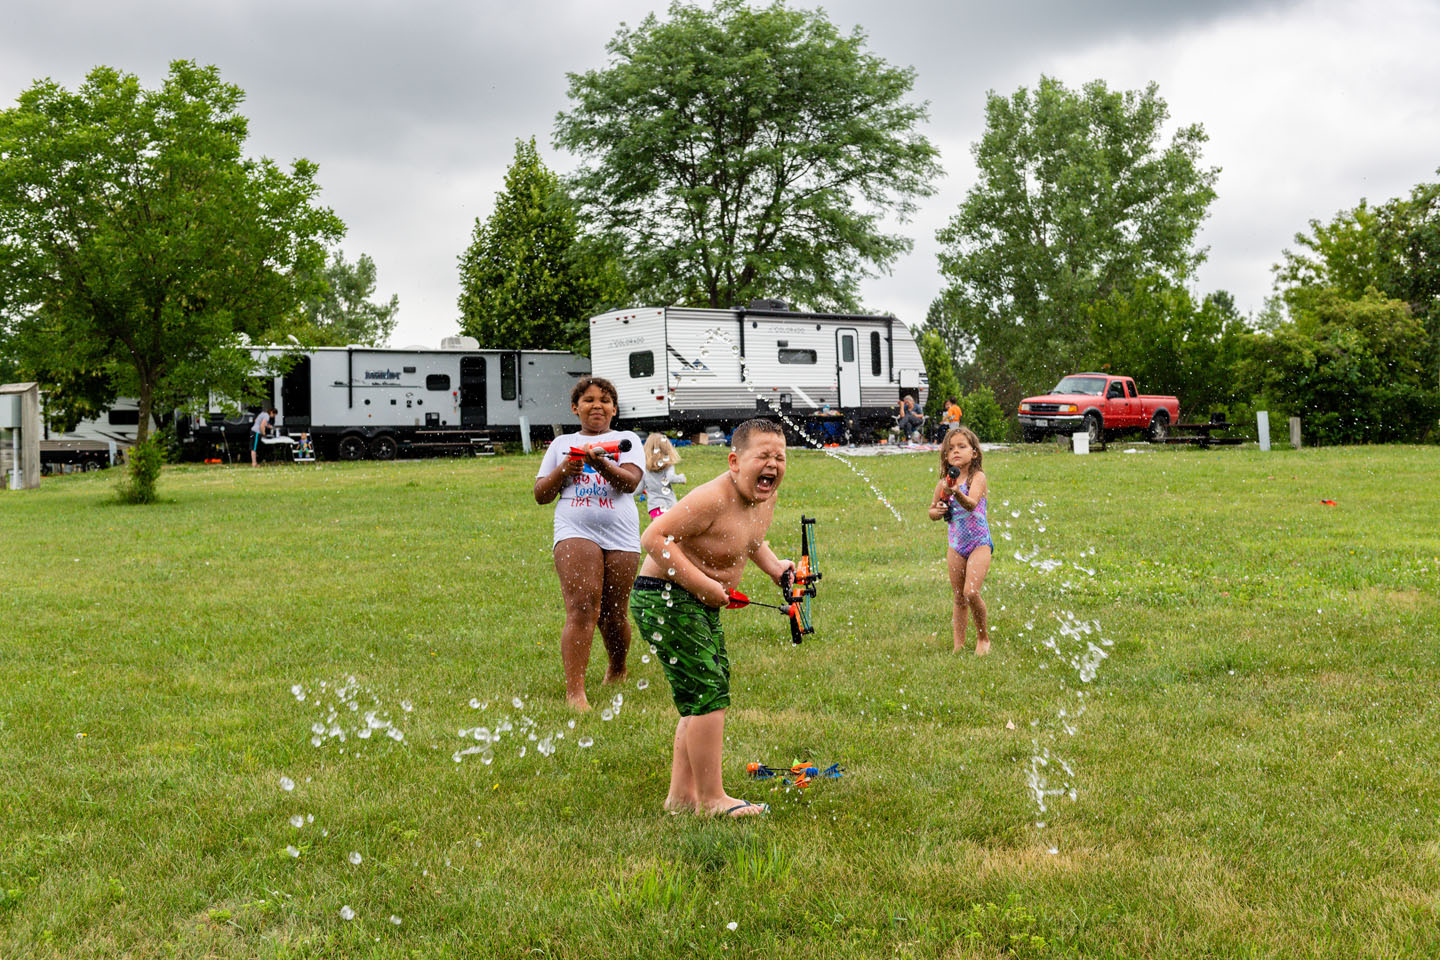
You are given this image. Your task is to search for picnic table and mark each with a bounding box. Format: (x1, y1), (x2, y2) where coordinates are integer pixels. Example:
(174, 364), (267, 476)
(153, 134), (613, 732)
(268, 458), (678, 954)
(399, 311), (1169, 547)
(1163, 419), (1243, 448)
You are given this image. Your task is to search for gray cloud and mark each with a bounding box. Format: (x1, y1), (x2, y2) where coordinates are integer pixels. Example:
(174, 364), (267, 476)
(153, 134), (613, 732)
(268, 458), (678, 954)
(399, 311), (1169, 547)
(3, 0), (1433, 350)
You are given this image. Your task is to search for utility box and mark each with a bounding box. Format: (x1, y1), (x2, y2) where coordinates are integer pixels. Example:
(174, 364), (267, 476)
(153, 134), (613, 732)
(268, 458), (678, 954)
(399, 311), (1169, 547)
(1, 382), (42, 490)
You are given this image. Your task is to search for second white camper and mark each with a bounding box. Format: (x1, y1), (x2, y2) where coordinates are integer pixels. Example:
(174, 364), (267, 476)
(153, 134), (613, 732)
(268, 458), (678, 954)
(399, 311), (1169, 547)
(588, 302), (927, 435)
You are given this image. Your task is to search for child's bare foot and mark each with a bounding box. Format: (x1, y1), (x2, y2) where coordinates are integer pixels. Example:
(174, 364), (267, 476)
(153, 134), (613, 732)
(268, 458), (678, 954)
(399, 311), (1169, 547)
(701, 797), (769, 818)
(663, 796), (696, 815)
(975, 637), (991, 656)
(566, 693), (591, 712)
(953, 640), (966, 653)
(602, 669), (628, 685)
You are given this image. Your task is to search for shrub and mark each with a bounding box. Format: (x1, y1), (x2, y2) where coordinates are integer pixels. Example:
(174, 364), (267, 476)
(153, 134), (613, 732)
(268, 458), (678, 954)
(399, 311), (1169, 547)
(117, 436), (164, 504)
(959, 386), (1009, 443)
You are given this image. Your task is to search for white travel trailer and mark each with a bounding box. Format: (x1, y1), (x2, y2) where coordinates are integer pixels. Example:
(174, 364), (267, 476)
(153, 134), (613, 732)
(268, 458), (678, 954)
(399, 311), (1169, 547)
(587, 302), (928, 434)
(181, 340), (590, 461)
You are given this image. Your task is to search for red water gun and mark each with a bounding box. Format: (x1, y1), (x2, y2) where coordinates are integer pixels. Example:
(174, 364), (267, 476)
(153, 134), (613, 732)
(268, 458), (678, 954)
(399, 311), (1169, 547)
(567, 438), (632, 460)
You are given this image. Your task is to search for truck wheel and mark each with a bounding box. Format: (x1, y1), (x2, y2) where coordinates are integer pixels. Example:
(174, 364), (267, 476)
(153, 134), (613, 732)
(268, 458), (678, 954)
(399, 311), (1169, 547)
(1148, 412), (1170, 442)
(368, 435), (398, 460)
(337, 435), (368, 461)
(1084, 413), (1104, 446)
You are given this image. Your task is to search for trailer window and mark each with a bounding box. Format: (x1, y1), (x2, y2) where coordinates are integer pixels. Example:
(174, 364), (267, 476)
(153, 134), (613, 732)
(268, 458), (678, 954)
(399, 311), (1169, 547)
(628, 350), (655, 378)
(108, 409), (140, 425)
(870, 332), (882, 375)
(426, 374), (451, 391)
(779, 349), (817, 365)
(501, 354), (517, 400)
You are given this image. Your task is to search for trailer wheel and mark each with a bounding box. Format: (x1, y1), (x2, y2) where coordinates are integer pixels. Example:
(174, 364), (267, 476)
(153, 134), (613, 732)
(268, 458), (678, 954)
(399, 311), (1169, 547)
(337, 435), (368, 461)
(368, 435), (398, 460)
(83, 460), (101, 472)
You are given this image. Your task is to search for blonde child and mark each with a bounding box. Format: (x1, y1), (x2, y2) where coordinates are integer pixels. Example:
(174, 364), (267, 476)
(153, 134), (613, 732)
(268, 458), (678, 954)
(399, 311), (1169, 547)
(630, 419), (794, 817)
(640, 433), (687, 518)
(927, 426), (993, 655)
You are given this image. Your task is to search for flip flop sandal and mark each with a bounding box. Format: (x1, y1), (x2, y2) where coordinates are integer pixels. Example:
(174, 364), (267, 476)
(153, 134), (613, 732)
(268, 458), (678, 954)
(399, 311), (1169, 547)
(724, 801), (770, 818)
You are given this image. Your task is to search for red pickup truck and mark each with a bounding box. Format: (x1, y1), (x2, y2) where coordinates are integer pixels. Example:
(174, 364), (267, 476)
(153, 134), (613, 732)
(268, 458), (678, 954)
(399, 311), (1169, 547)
(1018, 374), (1179, 444)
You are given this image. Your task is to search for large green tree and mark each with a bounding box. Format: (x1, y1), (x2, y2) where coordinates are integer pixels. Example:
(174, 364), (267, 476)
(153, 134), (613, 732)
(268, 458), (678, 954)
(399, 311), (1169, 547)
(936, 76), (1219, 408)
(0, 61), (344, 441)
(458, 137), (624, 354)
(265, 249), (399, 348)
(555, 0), (940, 311)
(1084, 279), (1247, 417)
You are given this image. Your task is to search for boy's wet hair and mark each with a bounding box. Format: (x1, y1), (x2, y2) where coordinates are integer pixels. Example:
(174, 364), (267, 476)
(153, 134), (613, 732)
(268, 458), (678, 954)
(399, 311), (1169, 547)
(939, 425), (983, 476)
(730, 418), (785, 453)
(570, 376), (619, 407)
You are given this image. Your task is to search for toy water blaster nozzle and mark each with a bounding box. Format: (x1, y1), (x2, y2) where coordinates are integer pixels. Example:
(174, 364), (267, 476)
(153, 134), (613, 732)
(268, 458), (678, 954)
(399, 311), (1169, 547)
(567, 438), (633, 461)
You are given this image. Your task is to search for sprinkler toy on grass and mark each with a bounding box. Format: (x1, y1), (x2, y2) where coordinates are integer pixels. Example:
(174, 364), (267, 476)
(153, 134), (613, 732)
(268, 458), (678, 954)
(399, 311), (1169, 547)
(746, 761), (845, 788)
(723, 517), (821, 644)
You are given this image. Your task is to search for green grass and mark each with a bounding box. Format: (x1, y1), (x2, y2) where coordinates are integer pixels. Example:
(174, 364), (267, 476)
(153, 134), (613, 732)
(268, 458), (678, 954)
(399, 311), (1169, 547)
(2, 443), (1438, 958)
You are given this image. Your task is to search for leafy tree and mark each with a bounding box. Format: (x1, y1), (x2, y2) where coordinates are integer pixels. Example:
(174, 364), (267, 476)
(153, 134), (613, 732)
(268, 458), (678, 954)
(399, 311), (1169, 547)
(1083, 278), (1246, 418)
(1276, 172), (1440, 384)
(555, 0), (940, 311)
(0, 61), (344, 444)
(265, 250), (398, 348)
(458, 138), (625, 354)
(1239, 288), (1437, 444)
(936, 76), (1219, 409)
(916, 328), (960, 419)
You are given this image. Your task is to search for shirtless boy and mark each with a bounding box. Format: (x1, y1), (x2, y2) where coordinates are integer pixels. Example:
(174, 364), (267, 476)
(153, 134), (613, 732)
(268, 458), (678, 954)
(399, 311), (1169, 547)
(630, 419), (794, 818)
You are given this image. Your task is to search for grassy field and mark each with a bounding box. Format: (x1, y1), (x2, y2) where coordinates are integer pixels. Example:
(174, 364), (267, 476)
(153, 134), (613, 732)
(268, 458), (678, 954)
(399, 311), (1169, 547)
(2, 441), (1438, 959)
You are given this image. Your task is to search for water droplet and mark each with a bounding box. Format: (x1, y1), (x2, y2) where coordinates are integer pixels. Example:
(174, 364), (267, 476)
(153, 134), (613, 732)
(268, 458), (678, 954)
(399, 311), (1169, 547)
(289, 814), (304, 829)
(389, 914), (402, 926)
(578, 736), (594, 748)
(285, 845), (300, 858)
(387, 728), (404, 742)
(601, 708), (614, 721)
(348, 851), (362, 865)
(469, 698), (480, 708)
(637, 678), (649, 690)
(667, 567), (676, 576)
(512, 697), (524, 709)
(279, 776), (295, 792)
(481, 749), (494, 765)
(310, 736), (323, 747)
(339, 905), (355, 921)
(656, 615), (664, 625)
(669, 656), (678, 665)
(641, 654), (650, 664)
(401, 700), (413, 712)
(662, 550), (671, 559)
(728, 921), (739, 931)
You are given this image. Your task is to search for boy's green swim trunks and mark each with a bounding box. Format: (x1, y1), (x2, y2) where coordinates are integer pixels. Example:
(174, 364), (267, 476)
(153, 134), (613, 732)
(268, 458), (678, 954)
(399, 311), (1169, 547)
(630, 576), (730, 716)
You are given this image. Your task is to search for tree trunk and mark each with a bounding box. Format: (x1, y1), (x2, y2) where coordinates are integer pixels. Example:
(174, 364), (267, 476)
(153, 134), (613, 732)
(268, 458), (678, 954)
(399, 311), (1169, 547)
(136, 379), (154, 445)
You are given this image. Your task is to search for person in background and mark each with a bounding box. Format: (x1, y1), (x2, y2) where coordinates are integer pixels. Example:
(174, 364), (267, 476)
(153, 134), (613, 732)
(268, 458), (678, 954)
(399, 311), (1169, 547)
(641, 433), (686, 520)
(898, 392), (925, 440)
(940, 396), (963, 439)
(251, 406), (277, 467)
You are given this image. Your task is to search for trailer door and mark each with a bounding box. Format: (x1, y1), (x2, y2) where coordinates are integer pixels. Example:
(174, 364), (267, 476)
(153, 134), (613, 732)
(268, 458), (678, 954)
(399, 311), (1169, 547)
(835, 328), (861, 408)
(460, 356), (486, 427)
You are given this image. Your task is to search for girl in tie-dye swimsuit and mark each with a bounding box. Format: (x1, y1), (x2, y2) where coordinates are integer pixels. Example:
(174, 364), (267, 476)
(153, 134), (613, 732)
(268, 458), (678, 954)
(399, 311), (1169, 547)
(928, 426), (994, 655)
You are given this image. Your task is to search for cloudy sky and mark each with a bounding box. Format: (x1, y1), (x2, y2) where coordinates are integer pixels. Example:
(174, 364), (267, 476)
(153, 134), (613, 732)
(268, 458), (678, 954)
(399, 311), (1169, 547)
(4, 0), (1437, 347)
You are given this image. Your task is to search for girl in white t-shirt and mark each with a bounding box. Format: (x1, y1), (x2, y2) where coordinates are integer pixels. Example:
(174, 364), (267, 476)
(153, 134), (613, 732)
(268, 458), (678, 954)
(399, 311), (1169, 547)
(533, 377), (644, 711)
